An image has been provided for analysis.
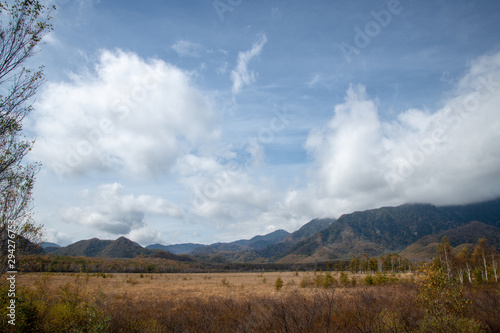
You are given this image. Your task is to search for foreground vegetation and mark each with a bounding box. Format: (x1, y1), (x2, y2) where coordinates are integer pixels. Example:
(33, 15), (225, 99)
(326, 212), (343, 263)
(1, 265), (499, 332)
(1, 237), (498, 332)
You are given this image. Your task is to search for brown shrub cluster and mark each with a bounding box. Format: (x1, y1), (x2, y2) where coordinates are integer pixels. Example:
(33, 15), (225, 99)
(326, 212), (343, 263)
(103, 285), (422, 333)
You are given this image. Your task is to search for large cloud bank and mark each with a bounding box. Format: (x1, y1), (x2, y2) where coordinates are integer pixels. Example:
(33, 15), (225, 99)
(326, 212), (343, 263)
(290, 52), (500, 218)
(32, 49), (500, 245)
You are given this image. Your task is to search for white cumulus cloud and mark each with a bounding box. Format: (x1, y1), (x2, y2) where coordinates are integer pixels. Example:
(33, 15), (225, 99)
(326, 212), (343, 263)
(31, 49), (219, 179)
(292, 51), (500, 218)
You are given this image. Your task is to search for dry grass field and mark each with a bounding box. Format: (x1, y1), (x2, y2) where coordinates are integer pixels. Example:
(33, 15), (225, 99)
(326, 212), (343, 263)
(3, 270), (499, 332)
(17, 271), (390, 301)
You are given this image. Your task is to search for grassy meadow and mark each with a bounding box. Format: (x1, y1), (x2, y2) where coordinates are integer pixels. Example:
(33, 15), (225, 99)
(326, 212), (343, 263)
(16, 271), (393, 301)
(1, 268), (499, 332)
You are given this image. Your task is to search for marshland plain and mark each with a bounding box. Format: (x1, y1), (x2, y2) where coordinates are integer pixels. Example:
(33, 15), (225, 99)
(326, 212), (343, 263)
(18, 271), (412, 301)
(4, 270), (499, 332)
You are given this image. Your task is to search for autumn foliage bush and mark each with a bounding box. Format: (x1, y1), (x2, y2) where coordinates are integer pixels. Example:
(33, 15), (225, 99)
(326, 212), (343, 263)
(0, 273), (110, 333)
(416, 263), (485, 332)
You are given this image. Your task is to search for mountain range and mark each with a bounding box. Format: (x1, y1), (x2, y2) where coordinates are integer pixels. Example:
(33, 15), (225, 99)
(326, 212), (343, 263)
(48, 236), (191, 261)
(146, 243), (204, 254)
(40, 198), (500, 263)
(275, 199), (500, 263)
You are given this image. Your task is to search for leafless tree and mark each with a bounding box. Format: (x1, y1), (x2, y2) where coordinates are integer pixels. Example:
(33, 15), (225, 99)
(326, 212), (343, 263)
(0, 0), (54, 278)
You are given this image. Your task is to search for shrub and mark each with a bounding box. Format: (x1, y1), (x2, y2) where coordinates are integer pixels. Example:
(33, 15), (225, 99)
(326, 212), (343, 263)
(417, 263), (483, 332)
(220, 278), (230, 287)
(365, 274), (374, 285)
(324, 272), (337, 288)
(275, 277), (284, 291)
(351, 276), (357, 287)
(313, 274), (325, 287)
(340, 272), (350, 286)
(0, 273), (110, 333)
(300, 275), (312, 288)
(374, 272), (388, 285)
(388, 272), (399, 284)
(125, 277), (138, 285)
(375, 309), (407, 332)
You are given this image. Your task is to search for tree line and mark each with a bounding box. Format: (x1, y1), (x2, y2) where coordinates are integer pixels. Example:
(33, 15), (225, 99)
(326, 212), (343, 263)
(435, 237), (498, 284)
(347, 253), (413, 274)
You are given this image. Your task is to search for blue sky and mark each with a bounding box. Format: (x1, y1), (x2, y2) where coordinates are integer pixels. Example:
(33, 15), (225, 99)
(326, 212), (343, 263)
(26, 0), (500, 246)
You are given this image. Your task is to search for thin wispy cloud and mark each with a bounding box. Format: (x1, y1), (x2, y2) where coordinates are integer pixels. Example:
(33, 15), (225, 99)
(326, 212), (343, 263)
(172, 40), (202, 57)
(231, 34), (267, 95)
(307, 74), (320, 87)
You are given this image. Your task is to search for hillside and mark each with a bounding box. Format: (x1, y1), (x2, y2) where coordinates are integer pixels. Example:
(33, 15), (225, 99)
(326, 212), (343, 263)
(282, 218), (335, 244)
(278, 198), (500, 263)
(256, 218), (335, 259)
(49, 236), (198, 261)
(400, 221), (500, 262)
(52, 238), (113, 257)
(40, 242), (61, 249)
(146, 243), (204, 254)
(232, 229), (290, 250)
(98, 237), (150, 258)
(39, 242), (61, 254)
(0, 231), (45, 255)
(191, 229), (290, 258)
(189, 220), (335, 263)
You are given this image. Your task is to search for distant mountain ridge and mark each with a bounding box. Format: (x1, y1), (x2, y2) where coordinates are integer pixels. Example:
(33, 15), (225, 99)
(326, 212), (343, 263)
(46, 229), (294, 261)
(283, 218), (335, 244)
(278, 198), (500, 263)
(40, 242), (61, 249)
(191, 229), (290, 257)
(51, 236), (180, 259)
(44, 198), (500, 264)
(98, 237), (150, 258)
(255, 218), (336, 260)
(146, 243), (204, 254)
(52, 238), (113, 257)
(188, 219), (336, 263)
(233, 229), (290, 250)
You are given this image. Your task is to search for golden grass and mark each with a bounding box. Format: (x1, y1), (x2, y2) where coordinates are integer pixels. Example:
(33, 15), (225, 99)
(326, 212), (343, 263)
(8, 271), (499, 332)
(16, 271), (397, 302)
(18, 271), (277, 301)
